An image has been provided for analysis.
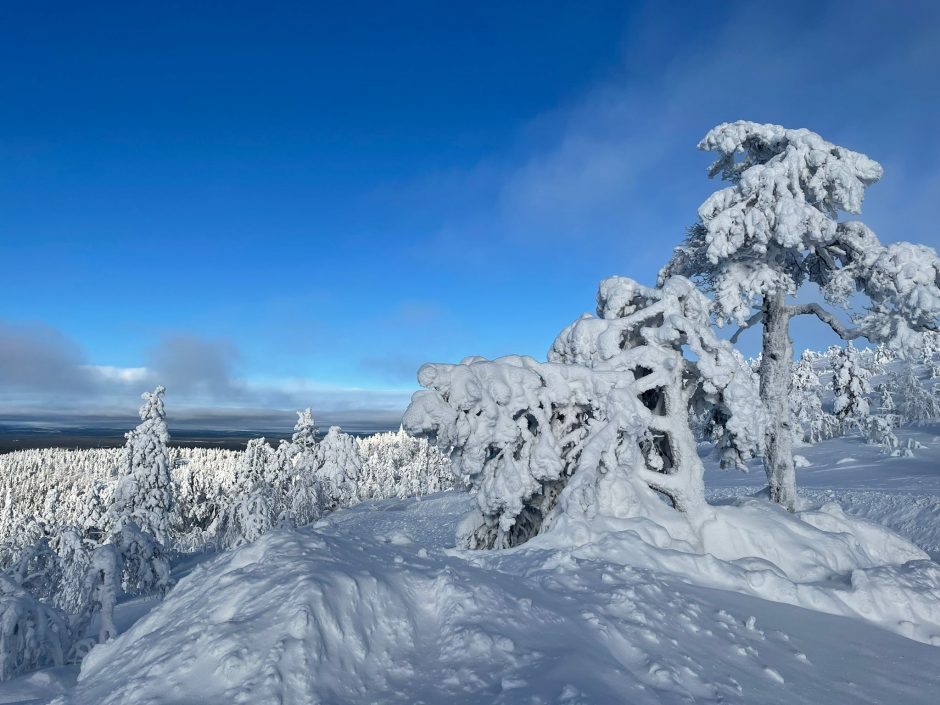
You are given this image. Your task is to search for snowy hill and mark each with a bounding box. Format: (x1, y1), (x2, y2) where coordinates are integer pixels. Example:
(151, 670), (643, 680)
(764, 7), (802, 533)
(0, 429), (930, 704)
(47, 491), (940, 705)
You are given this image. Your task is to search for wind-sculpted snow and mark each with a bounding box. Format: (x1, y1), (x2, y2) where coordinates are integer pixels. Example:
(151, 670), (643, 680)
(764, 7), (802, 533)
(56, 492), (940, 705)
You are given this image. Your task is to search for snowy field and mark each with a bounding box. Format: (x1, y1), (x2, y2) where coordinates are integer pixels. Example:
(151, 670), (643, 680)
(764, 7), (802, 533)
(1, 427), (938, 705)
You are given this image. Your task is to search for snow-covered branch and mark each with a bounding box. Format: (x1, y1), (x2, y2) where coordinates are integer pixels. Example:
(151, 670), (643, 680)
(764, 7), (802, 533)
(789, 303), (863, 341)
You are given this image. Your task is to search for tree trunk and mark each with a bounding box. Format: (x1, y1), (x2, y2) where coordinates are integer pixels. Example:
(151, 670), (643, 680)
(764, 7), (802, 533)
(758, 290), (797, 510)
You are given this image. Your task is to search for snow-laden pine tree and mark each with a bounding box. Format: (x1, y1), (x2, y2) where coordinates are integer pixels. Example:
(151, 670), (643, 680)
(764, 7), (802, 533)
(663, 121), (940, 509)
(790, 351), (837, 444)
(315, 427), (361, 511)
(831, 343), (872, 431)
(405, 276), (764, 549)
(108, 387), (174, 546)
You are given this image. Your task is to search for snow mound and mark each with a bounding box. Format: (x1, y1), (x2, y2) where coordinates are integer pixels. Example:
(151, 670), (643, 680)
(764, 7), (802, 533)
(58, 493), (940, 705)
(537, 466), (940, 645)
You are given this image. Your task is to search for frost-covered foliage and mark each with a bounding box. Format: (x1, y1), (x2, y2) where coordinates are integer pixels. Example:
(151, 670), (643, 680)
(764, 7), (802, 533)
(405, 275), (764, 549)
(790, 351), (837, 444)
(831, 344), (872, 429)
(357, 427), (454, 500)
(0, 576), (71, 681)
(663, 121), (940, 509)
(108, 387), (174, 547)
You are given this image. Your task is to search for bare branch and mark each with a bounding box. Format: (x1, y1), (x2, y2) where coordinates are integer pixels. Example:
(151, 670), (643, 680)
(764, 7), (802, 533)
(729, 311), (763, 343)
(789, 303), (863, 340)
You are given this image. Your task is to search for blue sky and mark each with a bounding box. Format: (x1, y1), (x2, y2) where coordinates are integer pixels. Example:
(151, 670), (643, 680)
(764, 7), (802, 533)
(2, 1), (939, 426)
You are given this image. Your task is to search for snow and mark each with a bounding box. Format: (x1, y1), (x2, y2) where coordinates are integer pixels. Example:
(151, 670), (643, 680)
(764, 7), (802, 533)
(1, 430), (926, 705)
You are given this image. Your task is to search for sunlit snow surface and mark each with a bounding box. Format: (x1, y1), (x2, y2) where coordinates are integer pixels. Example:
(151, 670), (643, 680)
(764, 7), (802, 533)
(4, 427), (940, 705)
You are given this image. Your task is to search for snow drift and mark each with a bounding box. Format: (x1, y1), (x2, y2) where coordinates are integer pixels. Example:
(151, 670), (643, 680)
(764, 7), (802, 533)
(56, 489), (940, 705)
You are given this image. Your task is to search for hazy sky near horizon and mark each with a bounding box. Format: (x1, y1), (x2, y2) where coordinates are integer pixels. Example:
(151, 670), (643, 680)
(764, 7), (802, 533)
(2, 1), (939, 424)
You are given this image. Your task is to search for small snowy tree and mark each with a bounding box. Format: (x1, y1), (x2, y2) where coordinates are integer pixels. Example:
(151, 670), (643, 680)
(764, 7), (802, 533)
(108, 387), (175, 547)
(215, 438), (277, 548)
(790, 350), (837, 444)
(876, 382), (896, 414)
(663, 121), (940, 509)
(316, 427), (362, 511)
(405, 276), (764, 548)
(83, 544), (120, 643)
(894, 368), (940, 423)
(291, 408), (319, 452)
(863, 415), (901, 455)
(831, 343), (871, 431)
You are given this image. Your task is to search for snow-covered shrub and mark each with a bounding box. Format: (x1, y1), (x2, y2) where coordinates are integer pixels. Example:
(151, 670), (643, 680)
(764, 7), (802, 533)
(107, 387), (175, 547)
(405, 275), (764, 548)
(0, 576), (71, 681)
(863, 415), (901, 455)
(831, 343), (872, 430)
(663, 120), (940, 508)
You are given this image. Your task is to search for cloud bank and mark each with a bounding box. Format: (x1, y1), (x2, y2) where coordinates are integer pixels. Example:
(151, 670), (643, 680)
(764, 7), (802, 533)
(0, 320), (410, 431)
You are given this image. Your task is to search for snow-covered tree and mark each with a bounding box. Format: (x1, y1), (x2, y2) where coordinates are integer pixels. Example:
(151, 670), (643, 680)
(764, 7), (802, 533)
(83, 544), (120, 644)
(0, 576), (71, 681)
(405, 276), (764, 549)
(216, 438), (277, 548)
(316, 427), (361, 511)
(108, 387), (175, 546)
(663, 121), (940, 509)
(291, 408), (319, 452)
(894, 368), (940, 423)
(790, 350), (837, 444)
(110, 522), (171, 597)
(831, 343), (871, 430)
(863, 415), (901, 455)
(876, 382), (896, 415)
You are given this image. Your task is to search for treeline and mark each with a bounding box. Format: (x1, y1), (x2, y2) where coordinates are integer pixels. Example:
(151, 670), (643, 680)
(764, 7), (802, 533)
(0, 390), (453, 680)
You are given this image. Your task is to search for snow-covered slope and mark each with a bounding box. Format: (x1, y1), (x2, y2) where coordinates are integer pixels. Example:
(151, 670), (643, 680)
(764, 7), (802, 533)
(40, 483), (939, 705)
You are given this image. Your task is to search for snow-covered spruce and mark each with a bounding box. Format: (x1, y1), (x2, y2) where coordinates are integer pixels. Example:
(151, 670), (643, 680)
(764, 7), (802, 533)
(107, 387), (175, 547)
(315, 426), (362, 511)
(893, 367), (940, 424)
(663, 121), (940, 509)
(830, 343), (872, 431)
(405, 275), (764, 548)
(790, 350), (837, 444)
